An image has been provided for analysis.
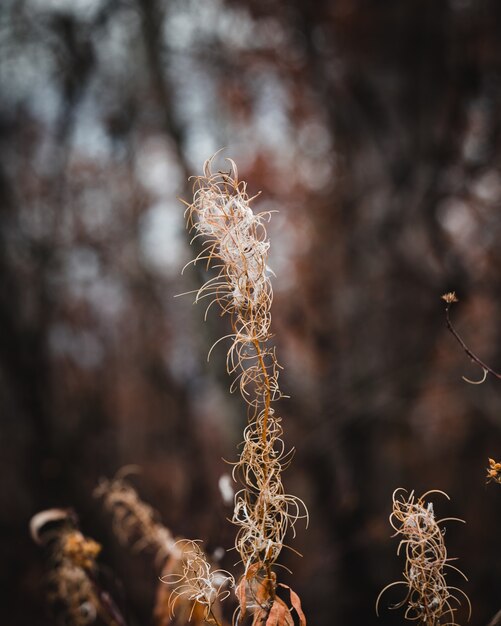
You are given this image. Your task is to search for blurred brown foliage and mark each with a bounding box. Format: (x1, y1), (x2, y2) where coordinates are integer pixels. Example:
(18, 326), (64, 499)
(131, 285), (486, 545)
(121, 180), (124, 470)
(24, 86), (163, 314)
(1, 1), (501, 625)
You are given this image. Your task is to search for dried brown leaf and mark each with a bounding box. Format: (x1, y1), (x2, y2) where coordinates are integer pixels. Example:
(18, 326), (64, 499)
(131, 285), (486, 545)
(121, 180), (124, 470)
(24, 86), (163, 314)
(286, 588), (306, 626)
(266, 597), (294, 626)
(235, 576), (247, 621)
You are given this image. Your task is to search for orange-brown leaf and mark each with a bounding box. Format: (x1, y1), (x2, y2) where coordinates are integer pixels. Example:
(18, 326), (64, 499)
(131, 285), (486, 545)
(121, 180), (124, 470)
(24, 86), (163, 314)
(287, 589), (306, 626)
(278, 584), (306, 626)
(237, 565), (275, 620)
(235, 576), (247, 619)
(266, 597), (293, 626)
(254, 571), (275, 606)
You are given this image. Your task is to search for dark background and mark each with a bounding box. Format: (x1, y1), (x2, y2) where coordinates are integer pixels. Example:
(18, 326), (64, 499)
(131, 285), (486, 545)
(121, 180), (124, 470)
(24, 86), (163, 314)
(1, 0), (501, 624)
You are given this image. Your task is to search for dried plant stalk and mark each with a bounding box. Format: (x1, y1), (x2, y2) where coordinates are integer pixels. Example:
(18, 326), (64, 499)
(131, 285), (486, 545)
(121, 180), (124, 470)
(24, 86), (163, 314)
(182, 154), (308, 624)
(377, 489), (470, 626)
(94, 468), (177, 566)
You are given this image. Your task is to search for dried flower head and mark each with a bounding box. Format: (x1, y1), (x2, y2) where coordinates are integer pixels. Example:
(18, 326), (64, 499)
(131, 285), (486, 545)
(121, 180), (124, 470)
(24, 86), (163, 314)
(185, 154), (272, 325)
(62, 532), (102, 570)
(30, 509), (104, 626)
(183, 154), (308, 624)
(441, 292), (459, 305)
(377, 489), (470, 625)
(486, 458), (501, 485)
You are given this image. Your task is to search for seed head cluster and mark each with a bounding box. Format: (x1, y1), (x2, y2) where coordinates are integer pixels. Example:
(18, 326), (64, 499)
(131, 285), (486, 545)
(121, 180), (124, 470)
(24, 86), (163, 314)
(377, 489), (470, 626)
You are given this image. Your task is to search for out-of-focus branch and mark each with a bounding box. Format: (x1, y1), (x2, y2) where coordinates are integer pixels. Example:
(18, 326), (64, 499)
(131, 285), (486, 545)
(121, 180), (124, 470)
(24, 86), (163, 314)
(136, 0), (190, 182)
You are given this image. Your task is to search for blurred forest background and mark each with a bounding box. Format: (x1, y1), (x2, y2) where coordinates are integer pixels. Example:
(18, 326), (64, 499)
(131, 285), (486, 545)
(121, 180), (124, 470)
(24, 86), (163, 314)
(1, 0), (501, 624)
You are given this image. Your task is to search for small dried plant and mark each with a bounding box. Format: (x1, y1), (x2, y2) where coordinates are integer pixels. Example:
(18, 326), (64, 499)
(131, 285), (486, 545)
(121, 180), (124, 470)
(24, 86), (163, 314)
(441, 292), (501, 385)
(179, 154), (308, 625)
(377, 489), (470, 626)
(30, 508), (126, 626)
(95, 469), (233, 626)
(486, 458), (501, 486)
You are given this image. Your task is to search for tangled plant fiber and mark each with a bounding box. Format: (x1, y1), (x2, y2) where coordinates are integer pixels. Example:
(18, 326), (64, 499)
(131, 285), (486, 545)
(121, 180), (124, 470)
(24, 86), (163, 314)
(377, 489), (470, 626)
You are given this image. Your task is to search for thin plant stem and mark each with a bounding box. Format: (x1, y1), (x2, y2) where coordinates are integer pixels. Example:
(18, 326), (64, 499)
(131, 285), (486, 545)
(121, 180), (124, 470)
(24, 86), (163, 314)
(442, 293), (501, 382)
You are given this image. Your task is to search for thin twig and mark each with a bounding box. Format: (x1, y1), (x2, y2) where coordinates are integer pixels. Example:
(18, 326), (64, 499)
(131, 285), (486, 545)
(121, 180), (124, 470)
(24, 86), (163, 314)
(442, 292), (501, 383)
